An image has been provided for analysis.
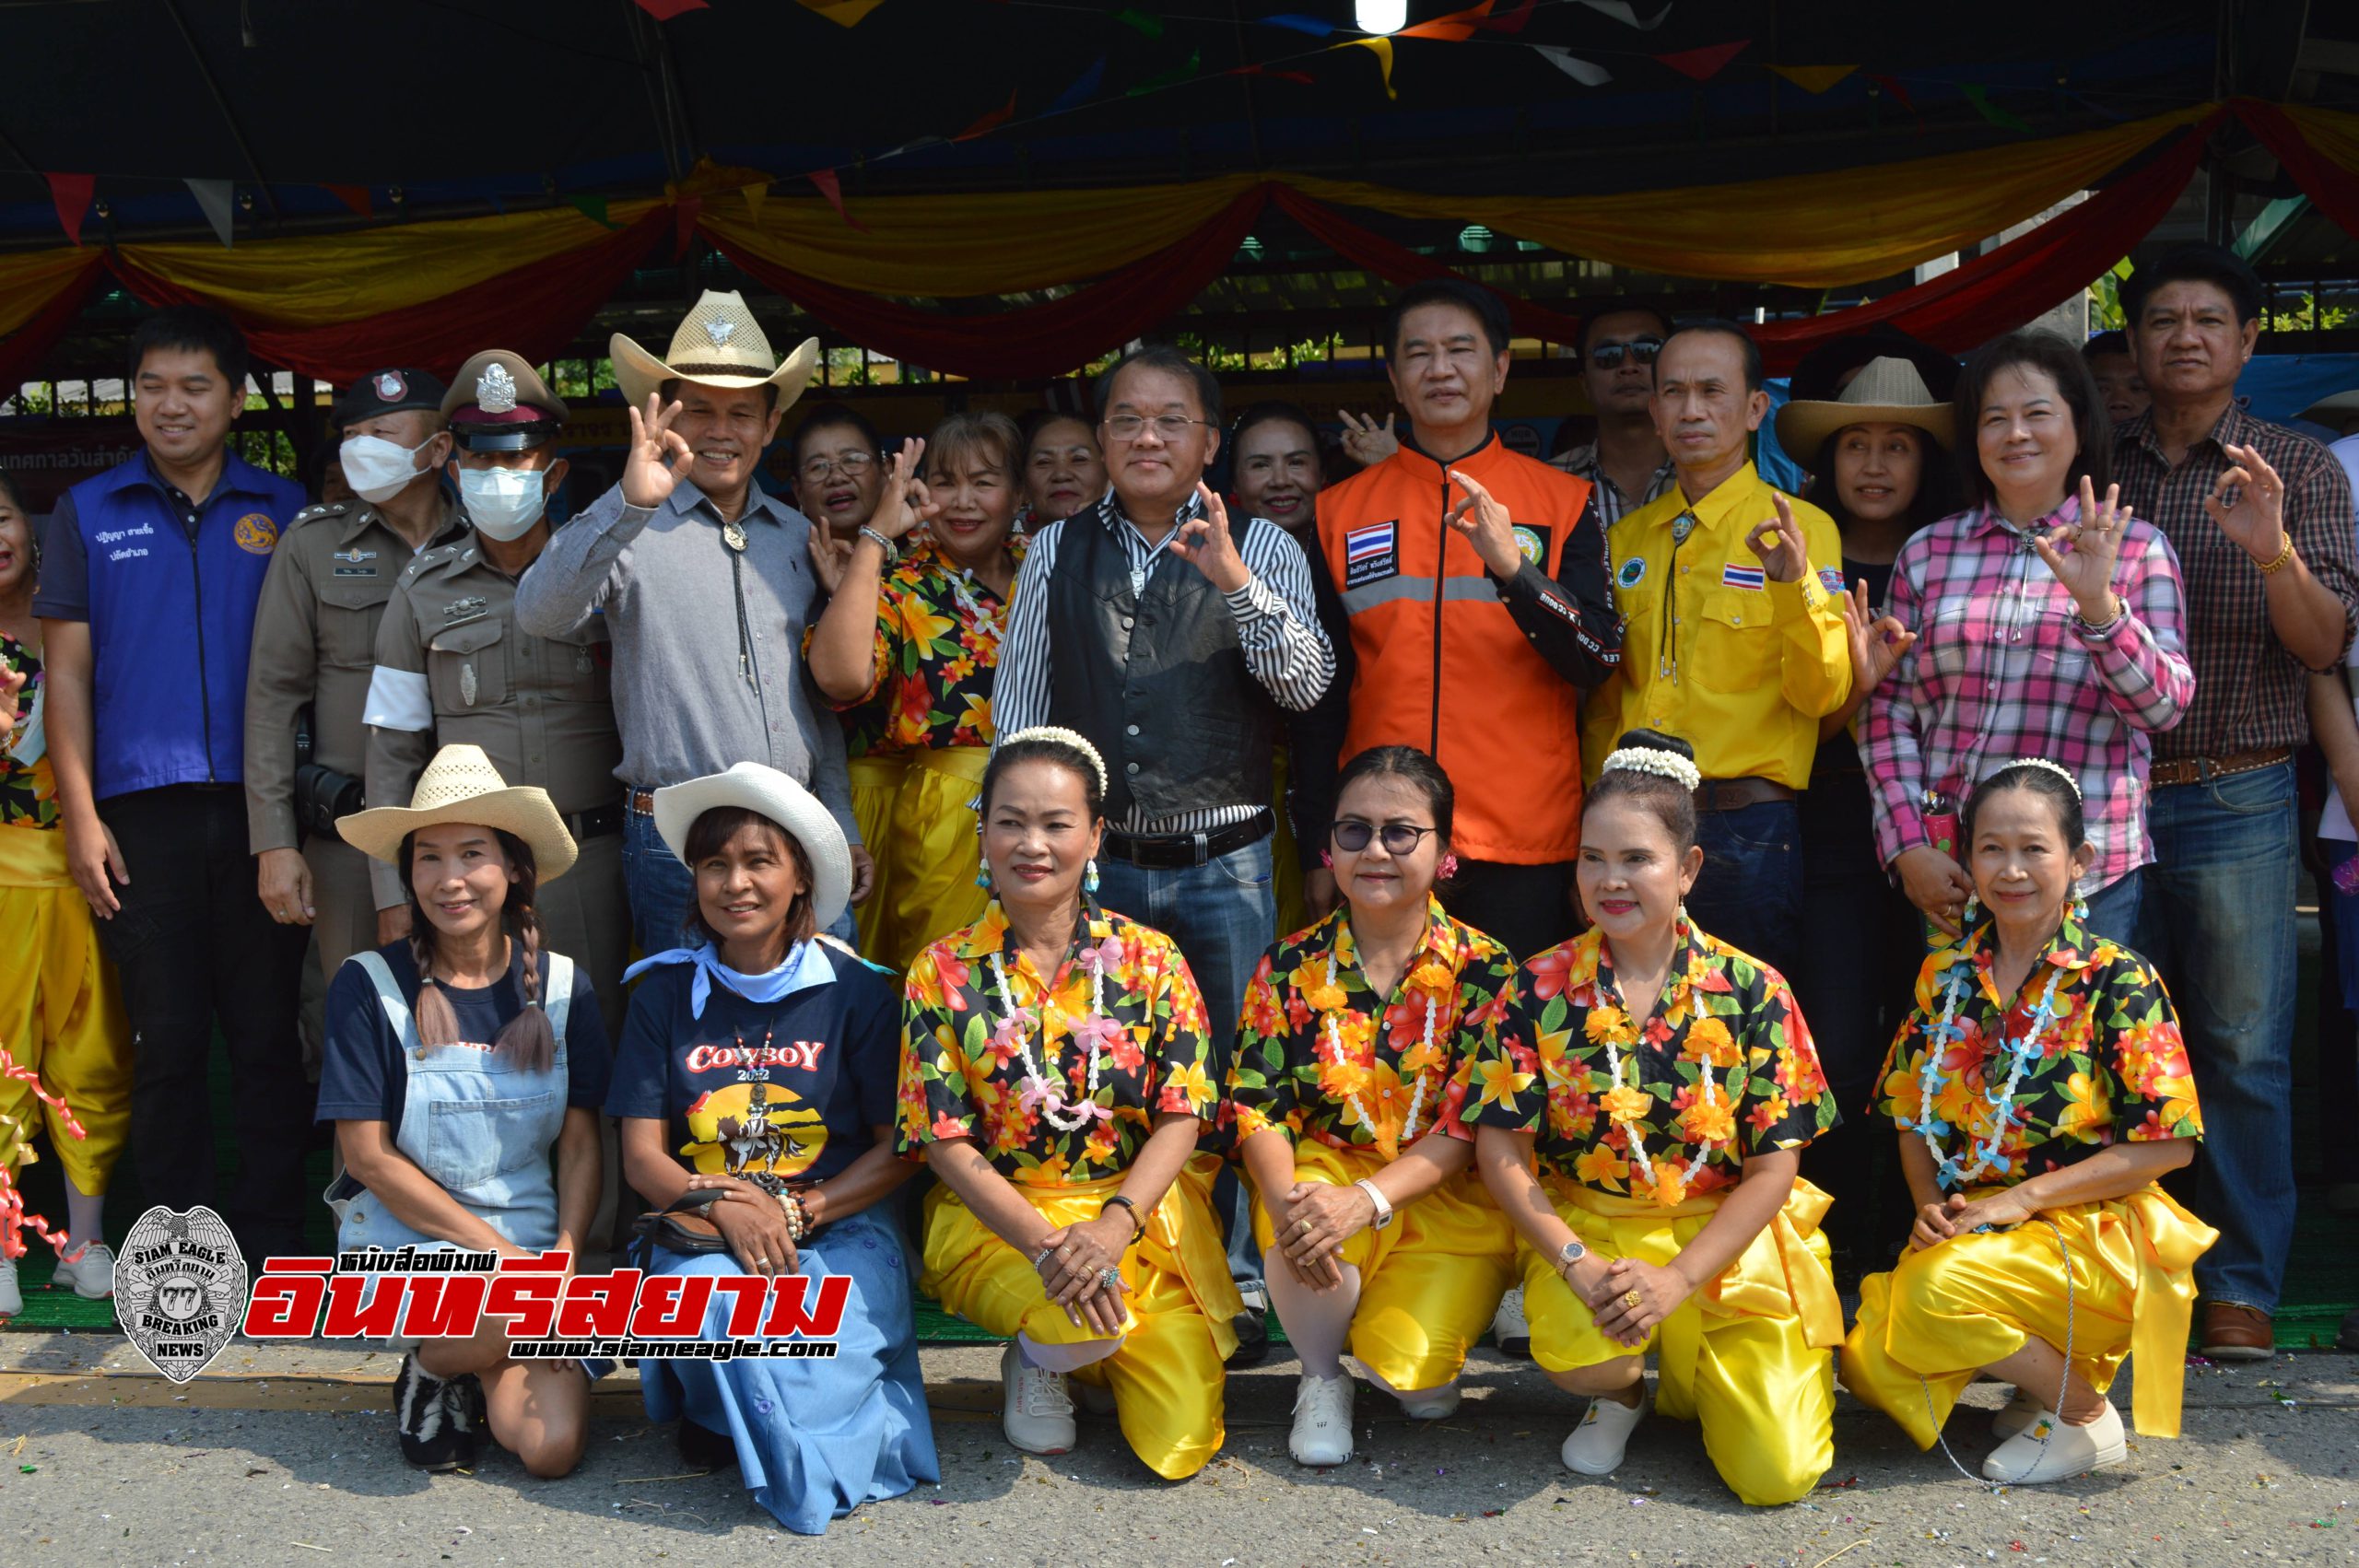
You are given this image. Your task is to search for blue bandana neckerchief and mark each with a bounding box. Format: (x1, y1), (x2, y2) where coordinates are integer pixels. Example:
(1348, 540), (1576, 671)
(623, 939), (834, 1019)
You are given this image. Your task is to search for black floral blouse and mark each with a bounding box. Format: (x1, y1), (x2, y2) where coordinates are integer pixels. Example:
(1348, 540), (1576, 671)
(1467, 920), (1837, 1203)
(1225, 897), (1518, 1154)
(0, 634), (55, 830)
(898, 897), (1216, 1186)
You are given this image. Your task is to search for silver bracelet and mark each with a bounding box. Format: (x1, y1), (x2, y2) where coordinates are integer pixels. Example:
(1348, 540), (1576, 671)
(858, 525), (901, 564)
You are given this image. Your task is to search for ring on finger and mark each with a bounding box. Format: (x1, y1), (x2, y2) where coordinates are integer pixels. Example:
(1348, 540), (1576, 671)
(1624, 1289), (1643, 1309)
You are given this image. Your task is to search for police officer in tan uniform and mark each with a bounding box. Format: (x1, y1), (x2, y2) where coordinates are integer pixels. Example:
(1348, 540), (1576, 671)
(361, 351), (630, 1036)
(246, 369), (465, 980)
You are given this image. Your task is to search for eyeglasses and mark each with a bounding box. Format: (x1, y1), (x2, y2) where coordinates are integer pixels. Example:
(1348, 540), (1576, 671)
(799, 451), (880, 483)
(1102, 414), (1212, 442)
(1330, 820), (1438, 855)
(1586, 338), (1663, 371)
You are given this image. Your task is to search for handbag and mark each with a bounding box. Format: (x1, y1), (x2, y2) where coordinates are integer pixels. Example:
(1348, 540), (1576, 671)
(630, 1187), (734, 1256)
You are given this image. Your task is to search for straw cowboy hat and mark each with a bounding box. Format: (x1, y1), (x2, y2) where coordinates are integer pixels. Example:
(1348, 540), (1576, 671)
(1775, 356), (1956, 458)
(2297, 387), (2359, 427)
(651, 762), (852, 932)
(609, 288), (819, 415)
(337, 743), (579, 881)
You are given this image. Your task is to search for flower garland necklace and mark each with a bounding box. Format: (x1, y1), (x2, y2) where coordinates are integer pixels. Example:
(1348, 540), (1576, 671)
(1909, 930), (2066, 1190)
(990, 940), (1117, 1133)
(1596, 938), (1740, 1206)
(1316, 951), (1444, 1155)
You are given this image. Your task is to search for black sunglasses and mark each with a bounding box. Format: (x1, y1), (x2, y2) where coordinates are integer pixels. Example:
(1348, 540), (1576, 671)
(1331, 820), (1438, 855)
(1587, 338), (1663, 370)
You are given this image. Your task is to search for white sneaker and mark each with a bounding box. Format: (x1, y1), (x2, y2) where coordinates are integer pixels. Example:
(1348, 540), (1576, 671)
(1000, 1342), (1075, 1456)
(1492, 1285), (1532, 1358)
(51, 1242), (114, 1300)
(1990, 1386), (2044, 1440)
(1397, 1380), (1461, 1421)
(1289, 1372), (1356, 1467)
(1560, 1387), (1648, 1476)
(0, 1254), (19, 1319)
(1981, 1399), (2127, 1485)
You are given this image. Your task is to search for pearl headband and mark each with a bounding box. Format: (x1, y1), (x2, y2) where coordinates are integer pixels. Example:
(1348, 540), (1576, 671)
(1001, 725), (1110, 796)
(1601, 745), (1703, 793)
(1999, 757), (2083, 801)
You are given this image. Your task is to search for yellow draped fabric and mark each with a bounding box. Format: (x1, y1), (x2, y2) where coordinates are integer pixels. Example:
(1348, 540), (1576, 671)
(0, 251), (101, 340)
(1840, 1187), (2215, 1443)
(1246, 1138), (1515, 1394)
(113, 201), (663, 325)
(2283, 102), (2359, 175)
(850, 745), (992, 972)
(0, 828), (131, 1195)
(1520, 1175), (1842, 1506)
(920, 1166), (1241, 1480)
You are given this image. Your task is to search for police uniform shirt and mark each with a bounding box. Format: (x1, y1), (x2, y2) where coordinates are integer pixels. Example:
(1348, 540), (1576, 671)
(362, 536), (621, 907)
(243, 494), (466, 853)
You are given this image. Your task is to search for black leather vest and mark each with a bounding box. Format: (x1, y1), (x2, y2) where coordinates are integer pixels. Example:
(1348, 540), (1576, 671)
(1046, 509), (1278, 824)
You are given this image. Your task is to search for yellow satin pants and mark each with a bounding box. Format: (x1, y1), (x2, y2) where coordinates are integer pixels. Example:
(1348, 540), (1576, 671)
(1521, 1176), (1842, 1506)
(848, 746), (991, 971)
(1841, 1186), (2214, 1444)
(0, 829), (131, 1194)
(1249, 1138), (1515, 1392)
(921, 1165), (1242, 1479)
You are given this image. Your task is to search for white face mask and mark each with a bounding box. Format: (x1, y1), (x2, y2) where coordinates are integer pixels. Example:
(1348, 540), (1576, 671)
(340, 433), (438, 503)
(458, 464), (550, 541)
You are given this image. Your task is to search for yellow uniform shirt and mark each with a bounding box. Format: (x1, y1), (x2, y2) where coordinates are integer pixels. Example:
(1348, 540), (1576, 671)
(1579, 462), (1849, 789)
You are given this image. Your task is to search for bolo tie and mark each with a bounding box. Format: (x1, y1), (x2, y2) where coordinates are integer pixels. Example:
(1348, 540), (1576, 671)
(1658, 510), (1697, 683)
(722, 519), (757, 689)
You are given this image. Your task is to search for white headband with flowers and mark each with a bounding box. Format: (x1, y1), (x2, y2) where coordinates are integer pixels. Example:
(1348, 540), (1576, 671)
(1601, 744), (1703, 792)
(1001, 725), (1110, 796)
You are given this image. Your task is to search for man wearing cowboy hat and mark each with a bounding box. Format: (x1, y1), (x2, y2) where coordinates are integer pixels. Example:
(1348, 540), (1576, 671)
(363, 350), (628, 1034)
(514, 290), (868, 952)
(246, 369), (467, 992)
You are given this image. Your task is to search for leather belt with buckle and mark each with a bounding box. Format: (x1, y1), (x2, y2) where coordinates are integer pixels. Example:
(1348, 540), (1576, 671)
(628, 788), (658, 815)
(565, 803), (625, 840)
(2148, 748), (2292, 790)
(1692, 777), (1797, 813)
(1103, 811), (1273, 869)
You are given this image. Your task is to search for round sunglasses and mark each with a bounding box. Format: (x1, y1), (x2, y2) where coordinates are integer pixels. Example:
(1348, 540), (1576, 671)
(1330, 820), (1439, 855)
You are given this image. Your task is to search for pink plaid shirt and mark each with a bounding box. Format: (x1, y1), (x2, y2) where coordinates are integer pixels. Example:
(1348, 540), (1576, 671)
(1857, 494), (2195, 895)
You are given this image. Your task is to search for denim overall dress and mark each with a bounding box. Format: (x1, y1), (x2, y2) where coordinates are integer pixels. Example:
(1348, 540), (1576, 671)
(329, 950), (576, 1257)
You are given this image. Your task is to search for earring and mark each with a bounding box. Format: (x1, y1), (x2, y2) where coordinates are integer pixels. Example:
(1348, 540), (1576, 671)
(1319, 849), (1333, 869)
(975, 858), (992, 890)
(1438, 853), (1461, 879)
(1085, 858), (1100, 895)
(2070, 894), (2089, 923)
(1961, 895), (1980, 930)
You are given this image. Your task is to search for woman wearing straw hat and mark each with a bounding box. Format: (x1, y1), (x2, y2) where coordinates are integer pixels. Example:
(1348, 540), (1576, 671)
(1771, 355), (1962, 1275)
(322, 743), (610, 1477)
(606, 761), (936, 1535)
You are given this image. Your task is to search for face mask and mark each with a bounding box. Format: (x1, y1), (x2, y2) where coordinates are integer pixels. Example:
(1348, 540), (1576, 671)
(340, 433), (437, 503)
(458, 464), (550, 541)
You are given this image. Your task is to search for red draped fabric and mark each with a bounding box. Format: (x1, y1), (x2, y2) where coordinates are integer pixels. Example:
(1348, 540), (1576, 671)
(2229, 99), (2359, 241)
(0, 254), (105, 394)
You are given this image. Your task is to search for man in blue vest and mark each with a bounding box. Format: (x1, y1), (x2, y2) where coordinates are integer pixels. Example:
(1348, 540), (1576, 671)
(35, 307), (314, 1260)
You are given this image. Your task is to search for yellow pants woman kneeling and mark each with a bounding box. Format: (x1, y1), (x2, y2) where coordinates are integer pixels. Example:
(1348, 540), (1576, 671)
(1521, 1179), (1843, 1507)
(921, 1173), (1240, 1480)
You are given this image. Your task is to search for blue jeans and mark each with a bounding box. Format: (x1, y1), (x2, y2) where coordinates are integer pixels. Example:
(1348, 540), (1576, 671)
(2080, 867), (2143, 948)
(1095, 834), (1275, 1295)
(2135, 762), (2298, 1312)
(624, 799), (856, 954)
(1686, 800), (1802, 984)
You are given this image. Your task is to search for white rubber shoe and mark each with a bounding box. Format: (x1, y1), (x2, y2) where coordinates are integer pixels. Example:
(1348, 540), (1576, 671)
(1290, 1372), (1356, 1467)
(1001, 1343), (1076, 1456)
(1989, 1386), (2044, 1440)
(51, 1243), (115, 1300)
(1981, 1399), (2127, 1485)
(0, 1254), (19, 1319)
(1397, 1381), (1461, 1421)
(1492, 1285), (1532, 1358)
(1560, 1387), (1648, 1476)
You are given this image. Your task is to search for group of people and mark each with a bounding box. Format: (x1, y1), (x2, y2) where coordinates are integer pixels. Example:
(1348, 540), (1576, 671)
(0, 236), (2350, 1530)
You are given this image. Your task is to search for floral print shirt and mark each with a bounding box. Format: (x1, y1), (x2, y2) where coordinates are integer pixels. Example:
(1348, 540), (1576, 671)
(827, 535), (1021, 759)
(1877, 913), (2202, 1188)
(1468, 920), (1837, 1203)
(0, 634), (55, 831)
(1226, 898), (1517, 1155)
(898, 896), (1216, 1185)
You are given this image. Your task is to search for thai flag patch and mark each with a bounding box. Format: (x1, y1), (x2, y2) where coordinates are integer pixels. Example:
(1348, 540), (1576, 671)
(1720, 563), (1766, 591)
(1343, 521), (1401, 588)
(1818, 568), (1848, 594)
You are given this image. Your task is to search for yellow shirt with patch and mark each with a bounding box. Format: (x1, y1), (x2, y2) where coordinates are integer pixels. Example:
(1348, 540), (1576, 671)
(1579, 462), (1850, 789)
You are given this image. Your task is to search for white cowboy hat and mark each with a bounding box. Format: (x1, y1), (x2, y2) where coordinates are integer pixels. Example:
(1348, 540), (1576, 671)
(609, 288), (820, 415)
(1775, 356), (1955, 458)
(337, 743), (578, 880)
(651, 762), (851, 932)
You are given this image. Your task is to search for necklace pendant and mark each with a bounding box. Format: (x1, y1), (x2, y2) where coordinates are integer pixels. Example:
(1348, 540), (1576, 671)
(722, 521), (748, 553)
(1671, 513), (1695, 544)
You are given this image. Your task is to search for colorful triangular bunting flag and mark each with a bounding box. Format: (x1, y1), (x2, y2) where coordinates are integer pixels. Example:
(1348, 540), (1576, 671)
(1531, 44), (1611, 86)
(186, 179), (237, 247)
(957, 90), (1018, 140)
(1049, 55), (1108, 113)
(1960, 83), (2032, 133)
(1576, 0), (1670, 27)
(633, 0), (710, 18)
(1654, 39), (1747, 81)
(1343, 36), (1395, 99)
(1258, 11), (1332, 36)
(1767, 64), (1857, 94)
(807, 169), (870, 233)
(792, 0), (885, 23)
(1128, 47), (1201, 95)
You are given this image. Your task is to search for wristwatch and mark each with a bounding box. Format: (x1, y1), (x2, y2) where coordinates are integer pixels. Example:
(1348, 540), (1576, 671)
(858, 525), (901, 564)
(1354, 1177), (1395, 1231)
(1556, 1237), (1589, 1273)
